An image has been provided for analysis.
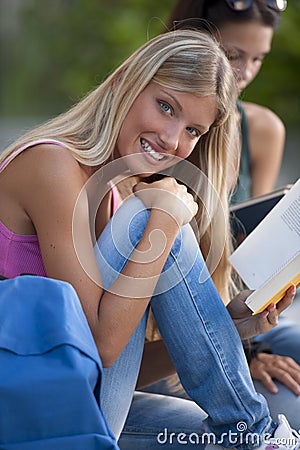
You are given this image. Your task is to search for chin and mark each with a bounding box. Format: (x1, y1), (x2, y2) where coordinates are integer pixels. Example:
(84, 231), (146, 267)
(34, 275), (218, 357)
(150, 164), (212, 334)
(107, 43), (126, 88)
(138, 170), (161, 178)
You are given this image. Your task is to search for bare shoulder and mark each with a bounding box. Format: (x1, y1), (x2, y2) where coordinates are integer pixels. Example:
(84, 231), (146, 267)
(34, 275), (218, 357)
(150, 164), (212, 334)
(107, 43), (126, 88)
(0, 143), (89, 234)
(15, 143), (84, 180)
(241, 102), (286, 196)
(10, 144), (87, 200)
(242, 101), (285, 139)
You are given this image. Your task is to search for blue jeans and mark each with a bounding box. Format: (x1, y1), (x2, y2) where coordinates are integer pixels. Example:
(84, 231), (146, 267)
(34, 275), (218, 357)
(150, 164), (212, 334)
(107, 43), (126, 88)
(119, 391), (208, 450)
(118, 318), (300, 449)
(95, 197), (275, 448)
(253, 317), (300, 429)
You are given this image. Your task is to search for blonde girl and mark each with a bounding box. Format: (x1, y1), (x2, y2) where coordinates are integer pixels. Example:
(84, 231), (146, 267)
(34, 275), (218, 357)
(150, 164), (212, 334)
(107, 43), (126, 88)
(0, 29), (296, 448)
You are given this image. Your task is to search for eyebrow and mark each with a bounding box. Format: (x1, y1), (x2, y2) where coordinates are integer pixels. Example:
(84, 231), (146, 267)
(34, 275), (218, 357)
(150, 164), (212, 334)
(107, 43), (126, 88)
(225, 45), (269, 58)
(162, 90), (183, 112)
(161, 89), (209, 134)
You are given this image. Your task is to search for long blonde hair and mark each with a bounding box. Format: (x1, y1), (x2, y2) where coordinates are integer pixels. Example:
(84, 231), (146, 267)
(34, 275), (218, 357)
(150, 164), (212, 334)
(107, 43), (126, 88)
(1, 29), (239, 303)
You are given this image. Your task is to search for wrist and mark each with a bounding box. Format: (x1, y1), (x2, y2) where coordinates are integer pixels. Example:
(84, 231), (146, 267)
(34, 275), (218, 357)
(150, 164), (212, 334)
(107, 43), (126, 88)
(243, 339), (273, 364)
(148, 208), (181, 234)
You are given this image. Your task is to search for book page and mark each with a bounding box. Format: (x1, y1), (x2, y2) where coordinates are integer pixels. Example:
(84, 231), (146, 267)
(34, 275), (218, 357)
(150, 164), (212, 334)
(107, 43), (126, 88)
(229, 178), (300, 289)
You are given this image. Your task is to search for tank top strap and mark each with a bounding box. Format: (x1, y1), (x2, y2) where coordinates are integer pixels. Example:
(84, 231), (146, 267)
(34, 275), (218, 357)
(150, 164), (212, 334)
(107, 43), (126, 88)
(108, 180), (120, 215)
(236, 101), (251, 168)
(0, 139), (66, 174)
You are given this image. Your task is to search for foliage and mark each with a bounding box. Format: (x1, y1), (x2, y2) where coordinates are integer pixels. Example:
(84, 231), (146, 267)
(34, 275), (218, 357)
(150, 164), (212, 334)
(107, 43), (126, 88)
(0, 0), (173, 116)
(242, 2), (300, 127)
(1, 0), (299, 127)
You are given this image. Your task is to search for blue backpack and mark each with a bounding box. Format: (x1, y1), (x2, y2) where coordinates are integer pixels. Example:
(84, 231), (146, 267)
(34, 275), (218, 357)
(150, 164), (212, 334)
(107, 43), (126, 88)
(0, 275), (119, 450)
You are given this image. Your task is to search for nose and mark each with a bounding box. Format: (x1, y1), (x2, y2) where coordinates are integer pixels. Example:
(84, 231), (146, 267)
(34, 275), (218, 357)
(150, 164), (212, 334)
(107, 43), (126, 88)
(158, 123), (181, 153)
(236, 59), (255, 87)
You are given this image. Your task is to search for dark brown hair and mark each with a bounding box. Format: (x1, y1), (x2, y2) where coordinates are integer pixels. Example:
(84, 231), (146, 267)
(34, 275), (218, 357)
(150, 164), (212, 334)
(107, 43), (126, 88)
(167, 0), (281, 32)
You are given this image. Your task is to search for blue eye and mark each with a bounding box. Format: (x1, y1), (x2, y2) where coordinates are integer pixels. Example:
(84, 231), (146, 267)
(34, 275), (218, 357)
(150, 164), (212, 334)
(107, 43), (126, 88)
(186, 126), (200, 137)
(159, 101), (172, 114)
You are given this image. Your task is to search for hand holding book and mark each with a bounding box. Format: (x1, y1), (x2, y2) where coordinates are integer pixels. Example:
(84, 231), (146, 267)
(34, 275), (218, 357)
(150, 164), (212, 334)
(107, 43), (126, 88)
(227, 285), (296, 339)
(229, 178), (300, 315)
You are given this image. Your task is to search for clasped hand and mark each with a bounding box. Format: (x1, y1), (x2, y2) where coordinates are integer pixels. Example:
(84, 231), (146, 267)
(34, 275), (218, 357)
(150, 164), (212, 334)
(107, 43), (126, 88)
(227, 285), (296, 340)
(134, 177), (198, 227)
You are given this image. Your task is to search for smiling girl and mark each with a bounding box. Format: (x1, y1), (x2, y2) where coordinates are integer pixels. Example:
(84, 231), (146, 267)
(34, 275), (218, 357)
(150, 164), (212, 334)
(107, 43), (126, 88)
(0, 29), (297, 449)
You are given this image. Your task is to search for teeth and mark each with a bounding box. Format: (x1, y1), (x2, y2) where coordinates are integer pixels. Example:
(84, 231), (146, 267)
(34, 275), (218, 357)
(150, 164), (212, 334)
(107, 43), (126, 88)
(141, 139), (164, 161)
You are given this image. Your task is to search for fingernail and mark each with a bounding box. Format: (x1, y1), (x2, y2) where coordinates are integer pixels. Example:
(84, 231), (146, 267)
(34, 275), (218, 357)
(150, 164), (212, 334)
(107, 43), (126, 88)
(291, 285), (297, 294)
(288, 284), (296, 294)
(296, 386), (300, 396)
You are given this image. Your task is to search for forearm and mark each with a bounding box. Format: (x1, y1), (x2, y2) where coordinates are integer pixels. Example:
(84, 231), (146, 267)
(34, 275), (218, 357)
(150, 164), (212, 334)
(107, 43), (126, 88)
(136, 339), (176, 389)
(96, 209), (180, 366)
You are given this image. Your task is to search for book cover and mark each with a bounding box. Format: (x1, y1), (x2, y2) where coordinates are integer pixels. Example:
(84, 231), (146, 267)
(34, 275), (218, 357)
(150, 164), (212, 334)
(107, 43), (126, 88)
(229, 178), (300, 314)
(230, 184), (292, 238)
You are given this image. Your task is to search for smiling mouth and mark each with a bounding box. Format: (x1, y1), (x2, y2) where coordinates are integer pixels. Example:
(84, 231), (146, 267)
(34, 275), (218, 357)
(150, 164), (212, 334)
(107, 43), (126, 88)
(141, 138), (165, 161)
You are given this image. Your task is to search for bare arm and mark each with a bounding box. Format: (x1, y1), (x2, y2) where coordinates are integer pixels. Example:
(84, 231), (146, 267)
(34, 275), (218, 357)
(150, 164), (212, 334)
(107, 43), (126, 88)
(242, 101), (285, 197)
(17, 146), (197, 367)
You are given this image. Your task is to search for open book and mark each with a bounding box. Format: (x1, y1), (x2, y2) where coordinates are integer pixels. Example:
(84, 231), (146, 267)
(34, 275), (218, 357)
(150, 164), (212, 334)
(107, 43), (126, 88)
(229, 178), (300, 315)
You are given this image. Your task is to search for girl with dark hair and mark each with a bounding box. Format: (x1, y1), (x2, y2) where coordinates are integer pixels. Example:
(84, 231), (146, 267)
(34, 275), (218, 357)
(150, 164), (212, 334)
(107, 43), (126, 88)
(168, 0), (285, 202)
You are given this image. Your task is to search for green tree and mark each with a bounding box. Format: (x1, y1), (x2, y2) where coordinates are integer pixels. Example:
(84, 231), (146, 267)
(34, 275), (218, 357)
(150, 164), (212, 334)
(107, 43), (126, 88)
(0, 0), (173, 116)
(242, 1), (300, 127)
(1, 0), (299, 128)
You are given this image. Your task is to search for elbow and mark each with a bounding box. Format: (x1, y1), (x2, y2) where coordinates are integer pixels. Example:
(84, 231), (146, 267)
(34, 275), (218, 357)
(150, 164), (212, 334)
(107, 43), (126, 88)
(97, 344), (121, 368)
(92, 320), (130, 367)
(100, 355), (117, 368)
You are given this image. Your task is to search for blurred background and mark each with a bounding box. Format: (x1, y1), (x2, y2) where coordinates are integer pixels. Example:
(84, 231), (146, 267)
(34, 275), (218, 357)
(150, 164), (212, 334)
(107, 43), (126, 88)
(0, 0), (299, 187)
(0, 0), (299, 315)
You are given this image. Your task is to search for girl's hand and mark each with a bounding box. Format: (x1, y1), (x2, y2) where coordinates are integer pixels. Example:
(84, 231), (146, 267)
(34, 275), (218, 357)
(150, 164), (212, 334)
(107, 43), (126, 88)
(250, 352), (300, 395)
(227, 285), (296, 339)
(133, 177), (198, 227)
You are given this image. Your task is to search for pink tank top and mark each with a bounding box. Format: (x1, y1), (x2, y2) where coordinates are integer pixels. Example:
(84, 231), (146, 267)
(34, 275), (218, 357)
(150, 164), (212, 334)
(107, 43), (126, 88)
(0, 140), (119, 279)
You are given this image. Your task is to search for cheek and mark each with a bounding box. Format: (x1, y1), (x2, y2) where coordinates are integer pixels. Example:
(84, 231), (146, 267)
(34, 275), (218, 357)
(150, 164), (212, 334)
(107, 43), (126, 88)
(178, 140), (198, 160)
(247, 64), (262, 84)
(253, 62), (263, 76)
(129, 109), (156, 134)
(117, 109), (142, 143)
